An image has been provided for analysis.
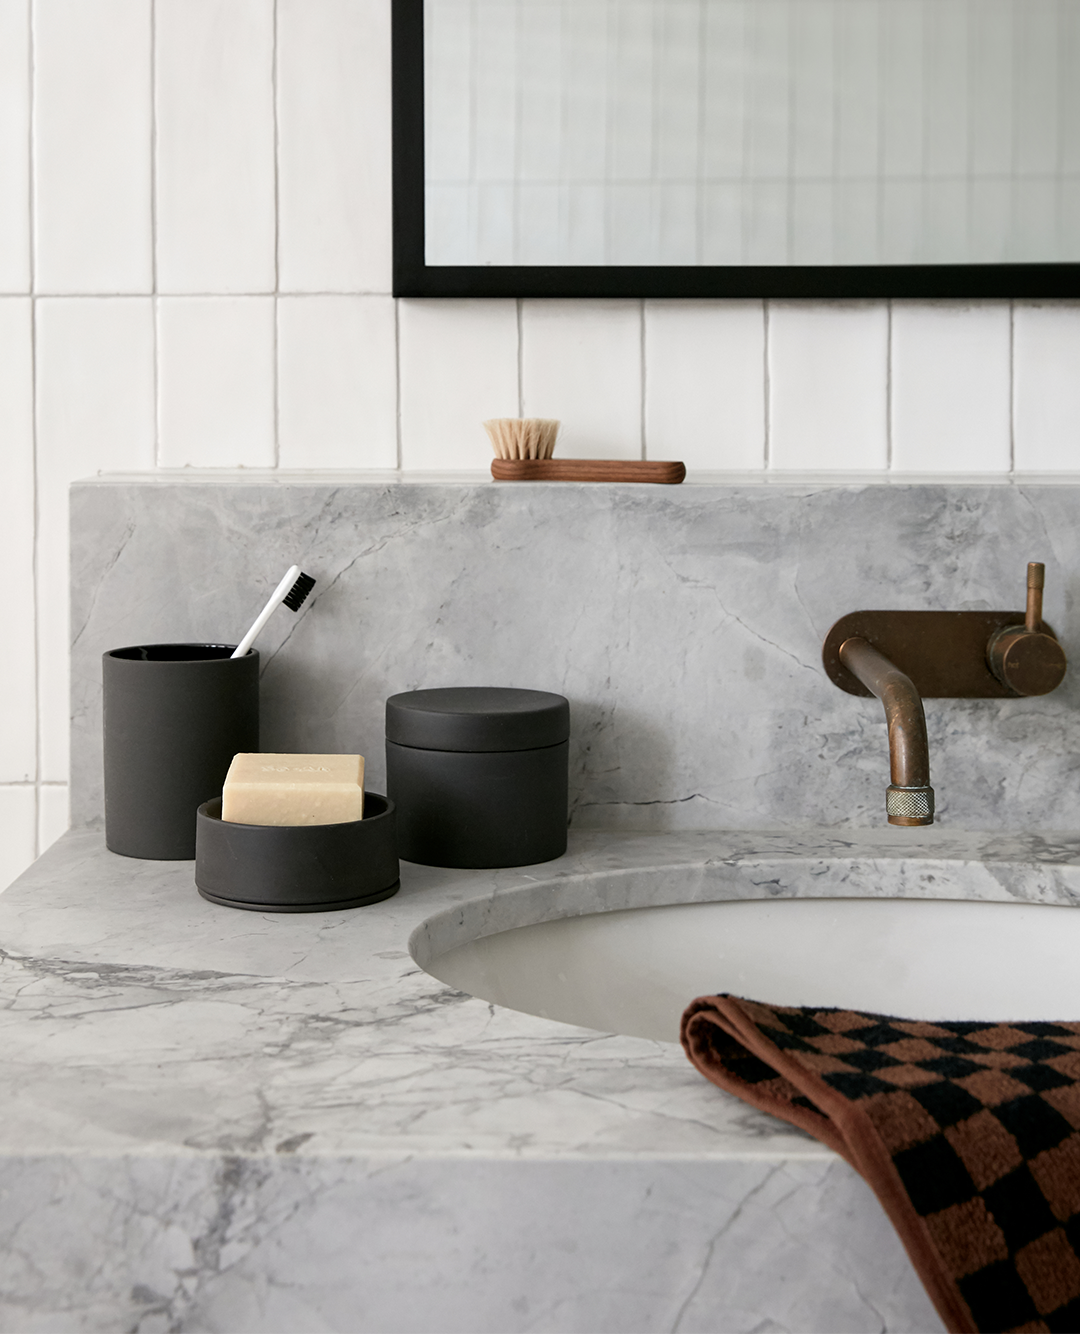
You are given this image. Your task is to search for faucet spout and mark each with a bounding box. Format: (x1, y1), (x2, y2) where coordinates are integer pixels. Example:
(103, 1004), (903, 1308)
(838, 637), (934, 826)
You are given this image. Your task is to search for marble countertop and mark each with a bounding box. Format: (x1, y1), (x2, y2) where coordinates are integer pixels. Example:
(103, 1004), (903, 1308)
(5, 825), (1080, 1165)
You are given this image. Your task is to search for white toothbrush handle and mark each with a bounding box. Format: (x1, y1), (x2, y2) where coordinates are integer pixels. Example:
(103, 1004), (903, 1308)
(232, 565), (301, 658)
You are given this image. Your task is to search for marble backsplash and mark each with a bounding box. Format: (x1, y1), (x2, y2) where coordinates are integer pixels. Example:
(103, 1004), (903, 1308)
(70, 476), (1080, 833)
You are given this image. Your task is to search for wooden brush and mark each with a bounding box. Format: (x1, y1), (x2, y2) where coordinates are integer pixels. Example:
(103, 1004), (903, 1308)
(483, 417), (560, 461)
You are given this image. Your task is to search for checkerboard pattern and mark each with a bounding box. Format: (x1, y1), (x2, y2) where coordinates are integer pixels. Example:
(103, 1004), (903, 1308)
(681, 995), (1080, 1334)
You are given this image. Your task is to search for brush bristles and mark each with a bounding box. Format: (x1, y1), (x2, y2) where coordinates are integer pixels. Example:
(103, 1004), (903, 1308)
(483, 418), (560, 461)
(282, 571), (316, 612)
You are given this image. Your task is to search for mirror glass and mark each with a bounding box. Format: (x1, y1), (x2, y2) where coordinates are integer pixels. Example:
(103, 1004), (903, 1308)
(424, 0), (1080, 269)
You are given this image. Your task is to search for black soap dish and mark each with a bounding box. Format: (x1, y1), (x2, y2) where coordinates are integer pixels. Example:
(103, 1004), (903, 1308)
(195, 792), (400, 912)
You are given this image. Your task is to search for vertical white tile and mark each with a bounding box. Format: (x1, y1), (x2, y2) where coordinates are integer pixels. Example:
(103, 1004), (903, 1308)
(155, 0), (275, 293)
(768, 301), (889, 470)
(35, 297), (155, 783)
(157, 296), (275, 467)
(644, 300), (765, 470)
(0, 299), (35, 781)
(0, 787), (36, 890)
(37, 782), (68, 852)
(278, 295), (397, 469)
(521, 300), (642, 459)
(891, 302), (1011, 472)
(1014, 303), (1080, 471)
(398, 299), (518, 470)
(0, 0), (30, 292)
(277, 0), (392, 293)
(33, 0), (152, 294)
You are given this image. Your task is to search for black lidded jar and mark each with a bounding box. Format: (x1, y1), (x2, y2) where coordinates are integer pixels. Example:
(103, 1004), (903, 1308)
(385, 687), (569, 868)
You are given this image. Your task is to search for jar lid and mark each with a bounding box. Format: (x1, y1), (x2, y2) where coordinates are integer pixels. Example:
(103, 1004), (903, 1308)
(385, 687), (569, 753)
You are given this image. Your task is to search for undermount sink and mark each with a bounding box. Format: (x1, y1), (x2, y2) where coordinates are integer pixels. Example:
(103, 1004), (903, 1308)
(420, 896), (1080, 1044)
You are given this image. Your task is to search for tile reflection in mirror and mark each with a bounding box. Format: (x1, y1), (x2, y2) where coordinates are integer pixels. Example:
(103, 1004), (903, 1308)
(424, 0), (1080, 270)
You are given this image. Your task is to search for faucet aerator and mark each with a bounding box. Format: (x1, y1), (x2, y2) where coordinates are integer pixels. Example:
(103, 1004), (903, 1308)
(886, 784), (935, 827)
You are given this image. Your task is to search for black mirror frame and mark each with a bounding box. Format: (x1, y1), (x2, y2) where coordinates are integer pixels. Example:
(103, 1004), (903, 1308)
(392, 0), (1080, 300)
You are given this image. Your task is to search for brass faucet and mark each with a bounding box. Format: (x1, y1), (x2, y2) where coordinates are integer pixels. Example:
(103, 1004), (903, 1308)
(823, 562), (1067, 828)
(837, 637), (933, 826)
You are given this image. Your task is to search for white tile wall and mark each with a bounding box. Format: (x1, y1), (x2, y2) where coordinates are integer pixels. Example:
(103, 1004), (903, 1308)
(891, 302), (1012, 472)
(155, 0), (275, 294)
(157, 296), (275, 467)
(277, 0), (392, 293)
(768, 302), (889, 470)
(278, 295), (397, 469)
(3, 0), (1080, 886)
(33, 0), (152, 294)
(35, 297), (156, 783)
(0, 299), (35, 783)
(522, 301), (643, 460)
(1014, 303), (1080, 471)
(0, 0), (30, 294)
(399, 299), (518, 470)
(644, 301), (765, 470)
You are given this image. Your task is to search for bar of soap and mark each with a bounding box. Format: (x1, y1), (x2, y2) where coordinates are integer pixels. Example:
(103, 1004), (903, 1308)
(222, 753), (365, 826)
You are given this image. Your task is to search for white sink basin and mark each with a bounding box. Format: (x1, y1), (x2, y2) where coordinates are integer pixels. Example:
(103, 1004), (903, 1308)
(422, 896), (1080, 1043)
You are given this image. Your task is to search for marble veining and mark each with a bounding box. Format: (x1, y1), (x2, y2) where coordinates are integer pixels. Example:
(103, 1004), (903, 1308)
(28, 476), (1080, 1331)
(4, 825), (1080, 1330)
(70, 479), (1080, 834)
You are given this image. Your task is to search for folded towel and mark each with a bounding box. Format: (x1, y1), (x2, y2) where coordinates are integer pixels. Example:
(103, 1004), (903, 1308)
(681, 995), (1080, 1334)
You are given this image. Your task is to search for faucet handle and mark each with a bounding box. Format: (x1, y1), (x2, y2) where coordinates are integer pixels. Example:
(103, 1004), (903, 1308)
(1026, 561), (1045, 633)
(987, 561), (1067, 696)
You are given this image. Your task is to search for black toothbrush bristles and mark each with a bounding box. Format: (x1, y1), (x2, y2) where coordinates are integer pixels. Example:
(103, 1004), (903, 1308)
(282, 571), (316, 612)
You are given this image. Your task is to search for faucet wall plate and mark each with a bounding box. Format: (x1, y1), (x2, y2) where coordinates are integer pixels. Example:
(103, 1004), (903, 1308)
(822, 610), (1059, 699)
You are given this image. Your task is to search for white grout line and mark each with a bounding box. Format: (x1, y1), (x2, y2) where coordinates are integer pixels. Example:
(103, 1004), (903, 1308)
(150, 0), (160, 469)
(28, 0), (40, 860)
(149, 0), (157, 295)
(14, 290), (393, 298)
(149, 0), (162, 469)
(26, 0), (34, 302)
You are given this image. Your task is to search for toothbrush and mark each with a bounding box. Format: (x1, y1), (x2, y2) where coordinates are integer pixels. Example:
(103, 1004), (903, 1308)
(232, 565), (316, 658)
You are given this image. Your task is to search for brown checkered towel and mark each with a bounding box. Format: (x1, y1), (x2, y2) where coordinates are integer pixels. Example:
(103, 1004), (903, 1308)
(681, 995), (1080, 1334)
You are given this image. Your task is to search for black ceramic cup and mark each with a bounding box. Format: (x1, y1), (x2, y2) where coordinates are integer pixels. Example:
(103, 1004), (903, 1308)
(103, 644), (259, 860)
(194, 793), (400, 912)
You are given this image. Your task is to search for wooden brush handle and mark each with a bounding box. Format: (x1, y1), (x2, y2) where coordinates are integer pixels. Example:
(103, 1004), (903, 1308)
(491, 458), (686, 484)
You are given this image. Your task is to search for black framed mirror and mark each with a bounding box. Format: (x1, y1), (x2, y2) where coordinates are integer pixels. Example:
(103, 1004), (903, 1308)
(393, 0), (1080, 298)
